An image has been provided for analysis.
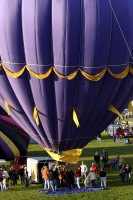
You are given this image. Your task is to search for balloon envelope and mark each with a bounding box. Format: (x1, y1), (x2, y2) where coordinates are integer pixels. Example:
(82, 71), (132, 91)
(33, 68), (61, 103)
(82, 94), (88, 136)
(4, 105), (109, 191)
(0, 107), (30, 160)
(0, 0), (133, 153)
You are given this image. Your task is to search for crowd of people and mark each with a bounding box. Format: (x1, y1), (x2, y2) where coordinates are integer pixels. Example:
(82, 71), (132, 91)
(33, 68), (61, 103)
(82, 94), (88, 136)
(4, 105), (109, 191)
(0, 165), (29, 192)
(0, 150), (132, 192)
(40, 159), (107, 191)
(40, 150), (132, 191)
(93, 150), (132, 185)
(41, 155), (106, 191)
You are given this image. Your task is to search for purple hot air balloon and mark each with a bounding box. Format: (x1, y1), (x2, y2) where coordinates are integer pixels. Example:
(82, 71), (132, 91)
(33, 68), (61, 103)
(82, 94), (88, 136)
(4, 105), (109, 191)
(0, 0), (133, 157)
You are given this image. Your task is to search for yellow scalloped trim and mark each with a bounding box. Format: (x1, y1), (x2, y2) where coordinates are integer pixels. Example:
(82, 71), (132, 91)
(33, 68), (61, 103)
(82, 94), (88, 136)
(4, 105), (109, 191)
(0, 63), (132, 81)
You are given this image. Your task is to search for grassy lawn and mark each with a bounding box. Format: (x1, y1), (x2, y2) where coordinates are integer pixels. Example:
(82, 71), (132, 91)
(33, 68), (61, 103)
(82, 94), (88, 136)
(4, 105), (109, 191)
(1, 132), (133, 200)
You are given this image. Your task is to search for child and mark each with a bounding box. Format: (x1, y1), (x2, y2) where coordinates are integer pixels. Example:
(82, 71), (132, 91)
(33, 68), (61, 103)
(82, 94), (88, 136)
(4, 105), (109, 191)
(111, 158), (116, 170)
(3, 176), (8, 191)
(107, 161), (111, 171)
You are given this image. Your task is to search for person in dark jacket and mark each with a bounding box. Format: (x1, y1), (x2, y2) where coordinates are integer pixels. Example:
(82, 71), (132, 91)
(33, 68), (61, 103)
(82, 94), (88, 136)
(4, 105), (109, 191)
(52, 165), (59, 191)
(24, 166), (29, 187)
(8, 167), (16, 186)
(99, 168), (106, 189)
(48, 168), (55, 191)
(0, 169), (3, 192)
(19, 167), (25, 185)
(125, 163), (131, 184)
(66, 168), (75, 190)
(94, 152), (100, 168)
(101, 150), (108, 169)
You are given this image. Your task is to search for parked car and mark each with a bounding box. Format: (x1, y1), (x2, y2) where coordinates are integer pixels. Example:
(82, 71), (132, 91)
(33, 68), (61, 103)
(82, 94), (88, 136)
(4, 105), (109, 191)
(116, 128), (133, 138)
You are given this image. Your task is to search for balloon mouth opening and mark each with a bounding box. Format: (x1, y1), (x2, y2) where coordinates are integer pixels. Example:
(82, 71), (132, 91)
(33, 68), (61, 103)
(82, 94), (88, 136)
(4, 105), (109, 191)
(44, 148), (83, 164)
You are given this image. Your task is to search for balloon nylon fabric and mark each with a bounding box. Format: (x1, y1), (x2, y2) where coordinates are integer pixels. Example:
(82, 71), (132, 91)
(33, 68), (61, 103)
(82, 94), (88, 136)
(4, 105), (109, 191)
(0, 115), (30, 160)
(0, 0), (133, 162)
(0, 107), (30, 160)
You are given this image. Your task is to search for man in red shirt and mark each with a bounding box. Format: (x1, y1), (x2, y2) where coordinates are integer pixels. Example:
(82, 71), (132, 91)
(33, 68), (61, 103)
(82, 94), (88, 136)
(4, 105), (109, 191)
(75, 164), (81, 189)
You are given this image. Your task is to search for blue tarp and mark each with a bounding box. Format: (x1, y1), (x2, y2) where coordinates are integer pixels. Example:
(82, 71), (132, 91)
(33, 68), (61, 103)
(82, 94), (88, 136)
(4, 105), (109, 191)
(38, 187), (105, 196)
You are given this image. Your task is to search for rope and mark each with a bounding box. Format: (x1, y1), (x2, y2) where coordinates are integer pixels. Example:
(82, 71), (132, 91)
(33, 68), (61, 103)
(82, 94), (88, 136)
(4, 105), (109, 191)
(108, 0), (133, 61)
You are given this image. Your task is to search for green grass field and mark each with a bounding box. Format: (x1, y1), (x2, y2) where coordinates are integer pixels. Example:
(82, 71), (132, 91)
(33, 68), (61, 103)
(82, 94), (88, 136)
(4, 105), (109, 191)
(1, 132), (133, 200)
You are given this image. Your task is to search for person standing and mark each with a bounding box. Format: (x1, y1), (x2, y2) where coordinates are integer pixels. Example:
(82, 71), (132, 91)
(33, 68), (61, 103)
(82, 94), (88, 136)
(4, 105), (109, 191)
(115, 152), (120, 169)
(2, 176), (8, 191)
(87, 168), (97, 187)
(128, 164), (132, 182)
(2, 168), (9, 189)
(111, 158), (116, 170)
(75, 164), (81, 189)
(125, 163), (131, 184)
(52, 165), (58, 191)
(66, 168), (75, 190)
(99, 168), (107, 189)
(48, 168), (55, 191)
(24, 166), (29, 187)
(119, 164), (125, 184)
(80, 161), (88, 182)
(94, 152), (100, 168)
(97, 133), (102, 142)
(42, 166), (50, 190)
(113, 133), (116, 143)
(19, 166), (25, 185)
(0, 169), (3, 192)
(8, 167), (16, 186)
(101, 150), (108, 169)
(58, 166), (65, 187)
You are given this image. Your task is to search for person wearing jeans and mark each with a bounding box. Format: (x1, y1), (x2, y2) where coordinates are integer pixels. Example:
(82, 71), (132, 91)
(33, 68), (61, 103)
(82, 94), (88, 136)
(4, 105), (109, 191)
(99, 168), (106, 189)
(125, 163), (131, 184)
(44, 179), (50, 190)
(42, 166), (50, 190)
(87, 168), (97, 187)
(75, 164), (81, 189)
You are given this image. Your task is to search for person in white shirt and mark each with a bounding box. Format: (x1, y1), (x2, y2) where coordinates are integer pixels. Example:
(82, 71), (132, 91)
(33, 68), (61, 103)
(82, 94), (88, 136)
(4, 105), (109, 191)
(80, 161), (88, 182)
